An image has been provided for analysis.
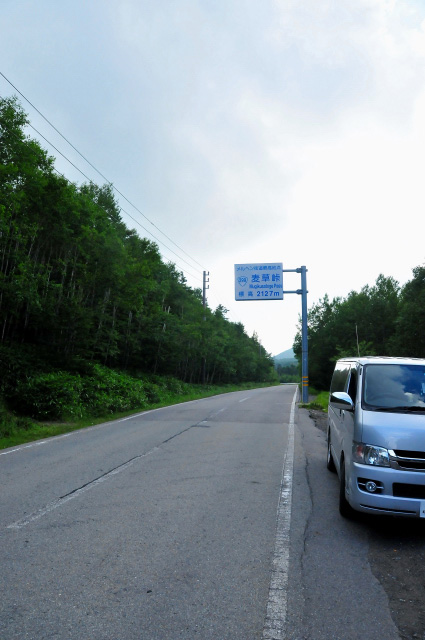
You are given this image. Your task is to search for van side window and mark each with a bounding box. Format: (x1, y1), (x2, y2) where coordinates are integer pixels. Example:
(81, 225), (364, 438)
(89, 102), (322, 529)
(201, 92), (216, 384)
(347, 368), (358, 403)
(330, 362), (351, 394)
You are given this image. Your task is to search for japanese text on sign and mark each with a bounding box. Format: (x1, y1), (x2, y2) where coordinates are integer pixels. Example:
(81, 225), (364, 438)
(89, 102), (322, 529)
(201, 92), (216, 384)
(234, 263), (283, 301)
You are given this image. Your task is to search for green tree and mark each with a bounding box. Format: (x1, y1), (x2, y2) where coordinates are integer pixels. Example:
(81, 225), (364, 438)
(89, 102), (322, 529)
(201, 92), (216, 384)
(0, 96), (277, 386)
(293, 275), (400, 390)
(390, 266), (425, 357)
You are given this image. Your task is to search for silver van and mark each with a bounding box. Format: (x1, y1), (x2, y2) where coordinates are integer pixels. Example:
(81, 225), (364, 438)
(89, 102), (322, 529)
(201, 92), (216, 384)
(327, 356), (425, 518)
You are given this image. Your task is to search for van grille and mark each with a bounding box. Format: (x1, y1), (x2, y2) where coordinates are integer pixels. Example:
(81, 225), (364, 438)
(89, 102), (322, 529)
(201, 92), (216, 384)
(393, 483), (425, 499)
(390, 450), (425, 471)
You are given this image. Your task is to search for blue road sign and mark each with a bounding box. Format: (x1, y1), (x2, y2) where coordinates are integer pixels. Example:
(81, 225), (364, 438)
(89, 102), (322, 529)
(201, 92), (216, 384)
(234, 263), (283, 301)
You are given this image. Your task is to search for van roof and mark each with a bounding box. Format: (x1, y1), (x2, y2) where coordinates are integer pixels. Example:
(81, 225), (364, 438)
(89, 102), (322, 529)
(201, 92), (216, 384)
(336, 356), (425, 366)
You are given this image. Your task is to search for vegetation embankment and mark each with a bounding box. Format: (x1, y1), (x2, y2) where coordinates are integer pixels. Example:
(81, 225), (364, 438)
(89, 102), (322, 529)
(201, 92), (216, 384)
(0, 96), (278, 448)
(294, 268), (425, 393)
(299, 389), (329, 412)
(0, 368), (271, 450)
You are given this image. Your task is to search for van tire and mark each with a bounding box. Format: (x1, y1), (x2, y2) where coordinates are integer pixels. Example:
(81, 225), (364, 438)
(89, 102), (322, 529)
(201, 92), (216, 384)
(339, 459), (355, 519)
(326, 430), (336, 472)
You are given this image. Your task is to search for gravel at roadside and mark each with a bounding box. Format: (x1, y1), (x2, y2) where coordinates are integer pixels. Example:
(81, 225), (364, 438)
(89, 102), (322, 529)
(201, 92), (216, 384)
(307, 408), (327, 433)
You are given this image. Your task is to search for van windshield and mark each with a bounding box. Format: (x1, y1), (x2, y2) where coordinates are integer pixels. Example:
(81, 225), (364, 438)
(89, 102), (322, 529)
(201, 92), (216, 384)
(363, 364), (425, 412)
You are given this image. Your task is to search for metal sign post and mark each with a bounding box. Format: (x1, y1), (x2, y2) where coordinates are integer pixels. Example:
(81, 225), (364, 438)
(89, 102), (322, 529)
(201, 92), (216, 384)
(235, 263), (309, 402)
(282, 266), (309, 403)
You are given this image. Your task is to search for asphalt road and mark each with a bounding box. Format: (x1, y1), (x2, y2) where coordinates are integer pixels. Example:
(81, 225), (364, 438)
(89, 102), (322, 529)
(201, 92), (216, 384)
(1, 386), (294, 640)
(0, 385), (415, 640)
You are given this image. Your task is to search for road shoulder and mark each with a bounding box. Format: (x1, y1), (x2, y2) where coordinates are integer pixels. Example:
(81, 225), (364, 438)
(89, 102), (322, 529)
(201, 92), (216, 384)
(285, 407), (400, 640)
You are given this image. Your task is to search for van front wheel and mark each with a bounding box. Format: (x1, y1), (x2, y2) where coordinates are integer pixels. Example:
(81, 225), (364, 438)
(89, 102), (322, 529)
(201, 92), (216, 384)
(339, 460), (355, 519)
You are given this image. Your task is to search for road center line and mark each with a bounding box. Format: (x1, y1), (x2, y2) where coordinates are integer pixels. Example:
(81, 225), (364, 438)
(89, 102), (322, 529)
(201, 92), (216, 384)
(5, 418), (214, 530)
(262, 387), (298, 640)
(6, 446), (160, 530)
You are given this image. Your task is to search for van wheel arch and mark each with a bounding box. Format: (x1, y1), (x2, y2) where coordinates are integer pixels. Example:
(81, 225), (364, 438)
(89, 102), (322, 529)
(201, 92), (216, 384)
(326, 428), (336, 472)
(338, 456), (356, 519)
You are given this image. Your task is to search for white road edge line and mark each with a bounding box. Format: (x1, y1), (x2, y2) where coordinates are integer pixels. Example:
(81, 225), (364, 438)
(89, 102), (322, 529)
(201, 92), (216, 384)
(0, 396), (213, 457)
(262, 387), (298, 640)
(0, 433), (73, 456)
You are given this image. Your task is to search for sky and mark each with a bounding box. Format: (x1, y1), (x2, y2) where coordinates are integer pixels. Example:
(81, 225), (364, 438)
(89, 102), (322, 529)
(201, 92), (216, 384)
(1, 0), (425, 356)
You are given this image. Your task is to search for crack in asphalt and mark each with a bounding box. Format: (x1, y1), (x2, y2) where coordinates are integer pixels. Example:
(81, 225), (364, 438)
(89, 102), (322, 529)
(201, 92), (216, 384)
(6, 414), (219, 530)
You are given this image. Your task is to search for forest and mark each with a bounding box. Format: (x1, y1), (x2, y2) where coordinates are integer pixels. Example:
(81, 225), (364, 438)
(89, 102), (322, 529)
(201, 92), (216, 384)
(8, 91), (424, 424)
(0, 96), (277, 424)
(294, 268), (425, 391)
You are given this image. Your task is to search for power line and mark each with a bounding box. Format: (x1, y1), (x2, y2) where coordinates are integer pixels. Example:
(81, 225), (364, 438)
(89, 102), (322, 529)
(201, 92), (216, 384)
(28, 122), (93, 183)
(0, 70), (206, 272)
(118, 205), (201, 281)
(0, 82), (254, 331)
(4, 113), (244, 321)
(1, 114), (201, 284)
(24, 121), (201, 279)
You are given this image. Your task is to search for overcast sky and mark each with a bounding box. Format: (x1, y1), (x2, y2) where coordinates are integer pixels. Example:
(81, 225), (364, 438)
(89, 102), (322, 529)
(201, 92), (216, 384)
(2, 0), (425, 356)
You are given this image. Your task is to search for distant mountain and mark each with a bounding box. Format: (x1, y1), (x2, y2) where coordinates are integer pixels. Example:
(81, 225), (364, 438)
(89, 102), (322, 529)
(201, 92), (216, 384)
(273, 348), (295, 362)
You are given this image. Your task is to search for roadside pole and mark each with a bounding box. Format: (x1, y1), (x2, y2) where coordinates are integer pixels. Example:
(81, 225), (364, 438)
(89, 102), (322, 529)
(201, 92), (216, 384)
(300, 266), (309, 403)
(202, 271), (209, 384)
(282, 266), (309, 403)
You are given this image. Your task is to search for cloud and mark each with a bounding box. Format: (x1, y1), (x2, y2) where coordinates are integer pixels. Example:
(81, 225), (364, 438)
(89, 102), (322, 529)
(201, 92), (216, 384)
(2, 0), (425, 354)
(269, 0), (425, 120)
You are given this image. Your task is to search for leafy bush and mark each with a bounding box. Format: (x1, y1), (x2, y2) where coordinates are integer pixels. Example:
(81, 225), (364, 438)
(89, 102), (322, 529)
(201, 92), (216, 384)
(0, 400), (34, 439)
(143, 381), (161, 404)
(9, 372), (84, 420)
(163, 377), (188, 395)
(81, 365), (147, 415)
(0, 344), (45, 395)
(2, 352), (270, 430)
(299, 390), (329, 412)
(6, 366), (150, 420)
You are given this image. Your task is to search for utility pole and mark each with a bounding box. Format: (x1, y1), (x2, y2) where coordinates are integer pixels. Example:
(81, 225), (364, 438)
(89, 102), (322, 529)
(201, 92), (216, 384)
(203, 271), (209, 314)
(202, 271), (209, 384)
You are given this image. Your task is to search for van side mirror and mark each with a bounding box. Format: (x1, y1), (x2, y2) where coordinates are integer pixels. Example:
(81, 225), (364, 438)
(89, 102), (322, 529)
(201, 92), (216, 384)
(330, 391), (354, 412)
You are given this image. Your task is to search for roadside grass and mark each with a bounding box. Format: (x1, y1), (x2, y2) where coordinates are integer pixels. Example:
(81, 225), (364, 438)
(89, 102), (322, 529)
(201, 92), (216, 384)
(0, 381), (275, 450)
(299, 389), (329, 412)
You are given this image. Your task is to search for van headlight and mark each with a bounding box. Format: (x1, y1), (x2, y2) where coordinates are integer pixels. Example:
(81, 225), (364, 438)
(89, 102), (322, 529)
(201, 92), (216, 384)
(352, 443), (390, 467)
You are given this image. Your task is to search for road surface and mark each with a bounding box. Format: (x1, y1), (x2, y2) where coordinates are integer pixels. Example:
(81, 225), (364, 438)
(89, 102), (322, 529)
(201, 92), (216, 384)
(0, 384), (416, 639)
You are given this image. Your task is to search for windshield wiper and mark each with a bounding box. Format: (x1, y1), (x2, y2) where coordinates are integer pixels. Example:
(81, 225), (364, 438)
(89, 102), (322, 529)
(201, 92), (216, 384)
(373, 406), (425, 413)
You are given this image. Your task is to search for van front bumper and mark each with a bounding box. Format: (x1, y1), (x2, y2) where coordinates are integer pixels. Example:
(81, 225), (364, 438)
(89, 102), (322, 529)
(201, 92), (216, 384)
(348, 462), (425, 517)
